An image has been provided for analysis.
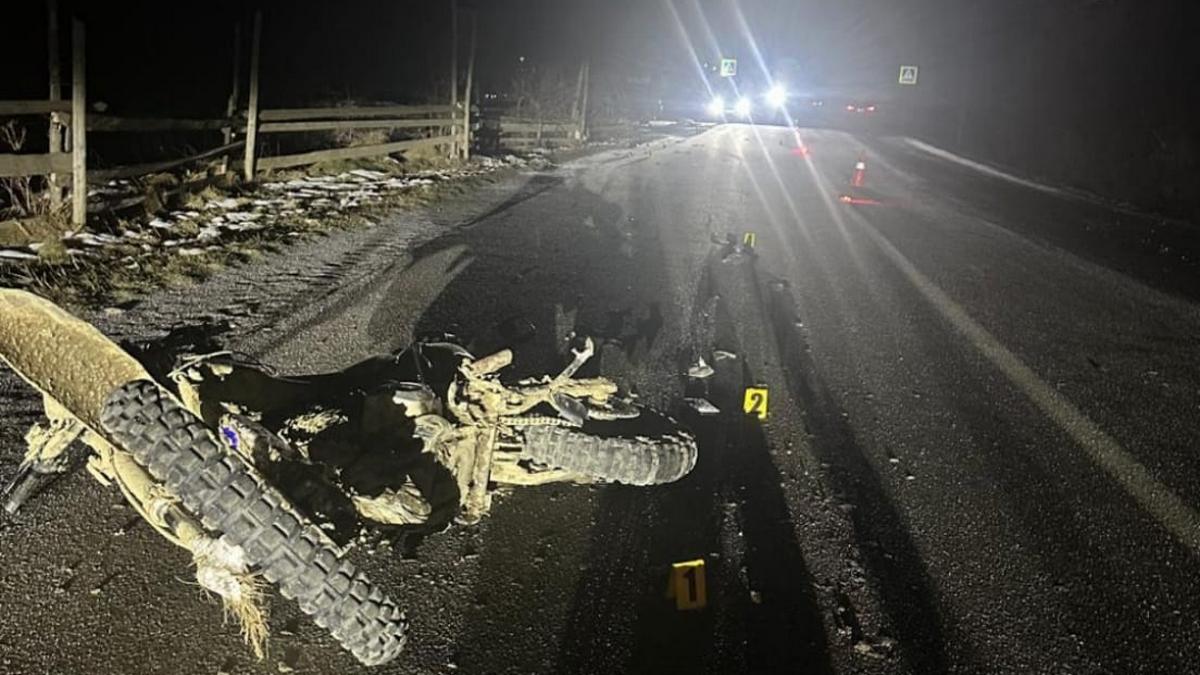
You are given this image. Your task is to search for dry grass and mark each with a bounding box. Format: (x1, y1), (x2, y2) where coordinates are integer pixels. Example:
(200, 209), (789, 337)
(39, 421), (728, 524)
(36, 236), (70, 263)
(0, 210), (72, 247)
(0, 121), (47, 220)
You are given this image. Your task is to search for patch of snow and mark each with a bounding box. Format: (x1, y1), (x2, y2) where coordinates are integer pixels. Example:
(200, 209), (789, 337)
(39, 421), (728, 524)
(223, 222), (266, 232)
(224, 212), (261, 223)
(197, 225), (223, 241)
(0, 249), (38, 261)
(70, 232), (123, 247)
(348, 169), (388, 181)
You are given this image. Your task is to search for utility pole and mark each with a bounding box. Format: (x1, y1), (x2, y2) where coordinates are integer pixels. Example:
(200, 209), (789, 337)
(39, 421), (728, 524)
(70, 18), (86, 228)
(243, 11), (262, 182)
(461, 11), (476, 159)
(571, 62), (585, 128)
(579, 61), (590, 142)
(449, 0), (459, 158)
(47, 0), (63, 210)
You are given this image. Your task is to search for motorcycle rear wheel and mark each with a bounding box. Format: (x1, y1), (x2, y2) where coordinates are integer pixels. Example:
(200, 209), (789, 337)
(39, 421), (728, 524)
(520, 416), (697, 485)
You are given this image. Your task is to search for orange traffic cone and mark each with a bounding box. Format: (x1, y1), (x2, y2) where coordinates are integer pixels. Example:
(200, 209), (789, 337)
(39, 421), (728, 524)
(851, 154), (867, 187)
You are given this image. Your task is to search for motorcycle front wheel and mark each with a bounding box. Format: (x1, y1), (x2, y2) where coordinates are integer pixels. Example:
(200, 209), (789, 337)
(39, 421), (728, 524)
(101, 380), (408, 667)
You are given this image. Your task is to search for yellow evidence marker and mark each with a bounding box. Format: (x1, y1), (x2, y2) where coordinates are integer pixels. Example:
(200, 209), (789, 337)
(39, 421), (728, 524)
(743, 386), (769, 420)
(666, 559), (707, 610)
(743, 231), (756, 248)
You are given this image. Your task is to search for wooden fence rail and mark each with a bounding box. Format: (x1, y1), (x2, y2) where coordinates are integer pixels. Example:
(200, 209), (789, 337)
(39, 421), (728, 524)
(0, 153), (72, 178)
(89, 140), (245, 182)
(256, 137), (445, 171)
(0, 101), (71, 116)
(249, 103), (460, 173)
(59, 114), (236, 133)
(258, 104), (453, 122)
(485, 115), (584, 151)
(257, 117), (453, 134)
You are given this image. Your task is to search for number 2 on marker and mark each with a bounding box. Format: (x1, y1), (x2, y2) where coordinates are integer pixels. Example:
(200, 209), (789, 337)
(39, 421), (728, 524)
(743, 387), (768, 420)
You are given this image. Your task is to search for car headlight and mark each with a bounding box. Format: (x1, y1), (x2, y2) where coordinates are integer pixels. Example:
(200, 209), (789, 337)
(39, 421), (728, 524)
(734, 97), (752, 117)
(706, 96), (725, 117)
(765, 84), (787, 108)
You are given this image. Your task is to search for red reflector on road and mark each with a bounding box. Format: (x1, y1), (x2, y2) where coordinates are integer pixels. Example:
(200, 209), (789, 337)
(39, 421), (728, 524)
(837, 194), (882, 206)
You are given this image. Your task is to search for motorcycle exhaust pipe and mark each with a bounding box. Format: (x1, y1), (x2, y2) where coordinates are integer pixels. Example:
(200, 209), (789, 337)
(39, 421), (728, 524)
(1, 461), (57, 515)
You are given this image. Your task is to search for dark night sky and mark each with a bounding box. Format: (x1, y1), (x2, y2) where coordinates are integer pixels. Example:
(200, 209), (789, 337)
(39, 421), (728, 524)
(2, 1), (1198, 141)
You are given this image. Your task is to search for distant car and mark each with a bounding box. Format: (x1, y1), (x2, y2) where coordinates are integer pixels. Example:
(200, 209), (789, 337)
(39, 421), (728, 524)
(844, 103), (878, 114)
(705, 94), (754, 119)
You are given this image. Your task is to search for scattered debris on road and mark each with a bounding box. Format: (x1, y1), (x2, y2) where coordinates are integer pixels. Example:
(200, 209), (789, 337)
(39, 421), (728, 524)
(687, 356), (714, 379)
(686, 397), (721, 415)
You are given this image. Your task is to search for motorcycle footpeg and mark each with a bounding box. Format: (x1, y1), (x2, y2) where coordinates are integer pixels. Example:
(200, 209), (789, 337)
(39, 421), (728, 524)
(550, 392), (588, 426)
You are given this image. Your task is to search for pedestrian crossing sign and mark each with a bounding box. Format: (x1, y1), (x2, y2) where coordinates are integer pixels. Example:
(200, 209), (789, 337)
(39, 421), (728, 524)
(899, 65), (919, 85)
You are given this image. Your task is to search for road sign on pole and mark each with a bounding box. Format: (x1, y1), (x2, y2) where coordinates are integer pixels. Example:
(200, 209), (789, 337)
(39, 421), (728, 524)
(720, 58), (737, 78)
(898, 65), (919, 85)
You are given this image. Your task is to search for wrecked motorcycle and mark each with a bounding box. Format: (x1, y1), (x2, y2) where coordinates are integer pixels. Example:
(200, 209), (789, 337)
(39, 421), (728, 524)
(0, 289), (697, 666)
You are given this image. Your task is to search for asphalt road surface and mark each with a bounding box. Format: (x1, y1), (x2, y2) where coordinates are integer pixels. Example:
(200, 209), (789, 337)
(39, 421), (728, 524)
(2, 124), (1199, 675)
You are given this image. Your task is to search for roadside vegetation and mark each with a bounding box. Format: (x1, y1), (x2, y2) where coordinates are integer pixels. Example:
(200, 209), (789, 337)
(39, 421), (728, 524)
(0, 140), (520, 309)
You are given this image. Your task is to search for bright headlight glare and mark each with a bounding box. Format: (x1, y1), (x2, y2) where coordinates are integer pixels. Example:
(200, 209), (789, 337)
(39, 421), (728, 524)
(766, 84), (787, 107)
(707, 96), (725, 116)
(734, 97), (752, 116)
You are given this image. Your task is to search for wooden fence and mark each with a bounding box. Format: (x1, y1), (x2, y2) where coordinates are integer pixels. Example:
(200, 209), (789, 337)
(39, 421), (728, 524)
(486, 117), (584, 151)
(1, 5), (476, 228)
(0, 11), (246, 227)
(249, 104), (460, 173)
(479, 61), (589, 153)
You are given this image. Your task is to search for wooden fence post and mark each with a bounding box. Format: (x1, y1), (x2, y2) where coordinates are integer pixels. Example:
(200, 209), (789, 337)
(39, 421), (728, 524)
(578, 61), (590, 142)
(220, 21), (241, 175)
(571, 62), (585, 140)
(449, 0), (459, 159)
(70, 17), (86, 228)
(243, 11), (261, 181)
(47, 0), (64, 211)
(461, 11), (476, 159)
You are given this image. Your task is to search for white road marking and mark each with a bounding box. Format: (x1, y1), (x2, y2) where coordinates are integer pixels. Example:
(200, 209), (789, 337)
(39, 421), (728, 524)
(900, 138), (1065, 196)
(846, 208), (1200, 554)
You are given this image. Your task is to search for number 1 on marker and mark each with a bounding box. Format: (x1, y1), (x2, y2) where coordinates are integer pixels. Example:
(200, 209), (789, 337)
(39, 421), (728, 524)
(669, 559), (707, 610)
